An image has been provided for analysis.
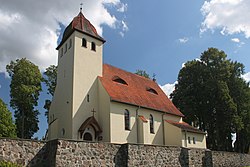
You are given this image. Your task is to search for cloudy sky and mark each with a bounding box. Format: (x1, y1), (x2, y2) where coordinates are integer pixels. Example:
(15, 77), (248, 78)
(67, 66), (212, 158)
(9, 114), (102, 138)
(0, 0), (250, 138)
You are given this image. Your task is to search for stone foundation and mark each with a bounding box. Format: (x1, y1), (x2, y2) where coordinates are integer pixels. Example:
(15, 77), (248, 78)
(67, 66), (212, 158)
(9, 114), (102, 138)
(0, 138), (249, 167)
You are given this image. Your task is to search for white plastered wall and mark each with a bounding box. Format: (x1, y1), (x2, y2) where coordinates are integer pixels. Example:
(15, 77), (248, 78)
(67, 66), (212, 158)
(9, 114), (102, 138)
(71, 31), (103, 139)
(182, 131), (207, 148)
(48, 35), (74, 140)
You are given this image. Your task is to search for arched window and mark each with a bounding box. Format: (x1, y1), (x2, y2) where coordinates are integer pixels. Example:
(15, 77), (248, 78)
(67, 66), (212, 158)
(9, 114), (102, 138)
(149, 114), (154, 133)
(82, 38), (87, 47)
(124, 109), (130, 130)
(91, 42), (96, 51)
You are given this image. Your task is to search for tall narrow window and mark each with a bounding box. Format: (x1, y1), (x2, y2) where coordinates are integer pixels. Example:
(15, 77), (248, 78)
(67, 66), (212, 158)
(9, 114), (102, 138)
(64, 43), (67, 53)
(61, 48), (63, 57)
(91, 42), (96, 51)
(149, 114), (154, 133)
(82, 38), (87, 47)
(193, 137), (196, 144)
(124, 109), (130, 130)
(69, 39), (72, 49)
(188, 137), (191, 144)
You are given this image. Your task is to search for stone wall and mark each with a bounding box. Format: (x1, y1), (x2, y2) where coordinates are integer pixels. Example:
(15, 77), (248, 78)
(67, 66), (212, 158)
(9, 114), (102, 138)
(55, 140), (127, 166)
(0, 138), (57, 166)
(212, 151), (250, 167)
(0, 138), (249, 167)
(127, 144), (189, 166)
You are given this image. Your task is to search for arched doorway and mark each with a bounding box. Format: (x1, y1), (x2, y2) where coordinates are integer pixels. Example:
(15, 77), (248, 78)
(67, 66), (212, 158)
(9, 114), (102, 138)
(83, 132), (93, 141)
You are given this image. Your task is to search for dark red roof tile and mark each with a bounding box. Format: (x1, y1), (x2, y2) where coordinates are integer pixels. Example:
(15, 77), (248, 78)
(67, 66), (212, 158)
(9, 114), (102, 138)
(57, 12), (105, 49)
(99, 64), (184, 117)
(165, 120), (206, 134)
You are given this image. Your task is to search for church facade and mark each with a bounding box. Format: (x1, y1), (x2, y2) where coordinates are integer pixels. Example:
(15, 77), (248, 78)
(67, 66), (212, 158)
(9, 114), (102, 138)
(48, 11), (206, 149)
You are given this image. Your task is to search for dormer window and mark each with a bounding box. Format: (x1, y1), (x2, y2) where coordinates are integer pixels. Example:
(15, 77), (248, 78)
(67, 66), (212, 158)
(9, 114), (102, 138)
(146, 87), (158, 95)
(91, 42), (96, 51)
(82, 38), (87, 47)
(112, 76), (128, 85)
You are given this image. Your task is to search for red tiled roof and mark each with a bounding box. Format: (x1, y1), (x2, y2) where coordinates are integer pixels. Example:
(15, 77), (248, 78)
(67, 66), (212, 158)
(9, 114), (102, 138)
(57, 12), (105, 49)
(165, 120), (206, 134)
(139, 115), (148, 123)
(99, 64), (184, 117)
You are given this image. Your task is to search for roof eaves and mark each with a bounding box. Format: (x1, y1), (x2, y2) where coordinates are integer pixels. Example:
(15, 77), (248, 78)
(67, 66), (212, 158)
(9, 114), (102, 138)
(110, 98), (184, 117)
(56, 28), (106, 50)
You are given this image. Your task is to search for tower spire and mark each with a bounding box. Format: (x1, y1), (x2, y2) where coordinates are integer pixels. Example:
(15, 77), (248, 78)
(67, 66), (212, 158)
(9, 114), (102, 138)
(80, 3), (83, 12)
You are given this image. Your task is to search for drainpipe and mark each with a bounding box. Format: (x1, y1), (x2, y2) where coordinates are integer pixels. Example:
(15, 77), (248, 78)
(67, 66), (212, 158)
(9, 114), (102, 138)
(136, 106), (140, 144)
(162, 113), (165, 145)
(184, 130), (187, 147)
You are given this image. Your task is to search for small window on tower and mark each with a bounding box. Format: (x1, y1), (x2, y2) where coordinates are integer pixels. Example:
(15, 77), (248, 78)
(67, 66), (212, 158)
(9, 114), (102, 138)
(61, 48), (63, 57)
(91, 42), (96, 51)
(87, 94), (90, 102)
(69, 39), (72, 49)
(82, 38), (87, 47)
(65, 43), (67, 53)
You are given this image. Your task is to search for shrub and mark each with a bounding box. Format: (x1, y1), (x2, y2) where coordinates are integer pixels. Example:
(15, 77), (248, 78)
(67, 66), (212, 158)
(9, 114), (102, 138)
(0, 161), (22, 167)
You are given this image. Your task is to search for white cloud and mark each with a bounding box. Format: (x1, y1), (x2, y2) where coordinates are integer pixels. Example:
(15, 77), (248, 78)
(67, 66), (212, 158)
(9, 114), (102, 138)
(117, 3), (128, 12)
(242, 72), (250, 82)
(160, 81), (178, 98)
(0, 0), (128, 73)
(231, 38), (240, 43)
(178, 37), (189, 44)
(201, 0), (250, 38)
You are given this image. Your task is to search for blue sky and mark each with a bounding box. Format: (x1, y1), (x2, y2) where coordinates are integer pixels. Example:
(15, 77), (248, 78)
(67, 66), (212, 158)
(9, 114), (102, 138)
(0, 0), (250, 139)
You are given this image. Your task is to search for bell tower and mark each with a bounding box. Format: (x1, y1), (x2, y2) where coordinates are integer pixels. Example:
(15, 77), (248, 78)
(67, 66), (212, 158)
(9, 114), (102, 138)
(48, 11), (105, 140)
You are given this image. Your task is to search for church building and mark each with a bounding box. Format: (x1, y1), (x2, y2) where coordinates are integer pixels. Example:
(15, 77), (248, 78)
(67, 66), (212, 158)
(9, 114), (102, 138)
(48, 11), (206, 149)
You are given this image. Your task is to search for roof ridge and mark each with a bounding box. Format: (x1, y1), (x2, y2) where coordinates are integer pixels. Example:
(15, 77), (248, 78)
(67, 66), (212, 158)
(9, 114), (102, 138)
(103, 64), (156, 83)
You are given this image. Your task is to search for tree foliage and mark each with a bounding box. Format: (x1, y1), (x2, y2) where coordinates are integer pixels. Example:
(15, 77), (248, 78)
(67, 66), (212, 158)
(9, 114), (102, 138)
(43, 65), (57, 123)
(135, 70), (151, 79)
(0, 98), (16, 137)
(6, 58), (42, 139)
(171, 48), (250, 153)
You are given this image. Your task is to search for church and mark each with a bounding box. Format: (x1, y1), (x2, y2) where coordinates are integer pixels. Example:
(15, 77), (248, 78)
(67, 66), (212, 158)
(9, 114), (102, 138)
(47, 10), (206, 149)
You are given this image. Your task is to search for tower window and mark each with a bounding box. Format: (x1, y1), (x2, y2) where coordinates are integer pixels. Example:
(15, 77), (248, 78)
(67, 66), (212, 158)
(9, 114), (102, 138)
(188, 137), (191, 144)
(82, 38), (87, 47)
(91, 42), (96, 51)
(69, 39), (72, 49)
(193, 137), (196, 144)
(61, 48), (63, 57)
(87, 94), (90, 102)
(124, 109), (130, 130)
(149, 114), (154, 133)
(64, 43), (67, 53)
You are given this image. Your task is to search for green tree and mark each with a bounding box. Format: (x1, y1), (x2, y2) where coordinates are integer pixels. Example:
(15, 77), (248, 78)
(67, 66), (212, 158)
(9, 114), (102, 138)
(171, 48), (250, 152)
(43, 65), (57, 123)
(0, 98), (16, 137)
(135, 70), (151, 79)
(6, 58), (42, 139)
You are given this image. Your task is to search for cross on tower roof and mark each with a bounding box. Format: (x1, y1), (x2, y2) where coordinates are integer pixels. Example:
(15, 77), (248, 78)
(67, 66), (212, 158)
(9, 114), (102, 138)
(80, 3), (83, 12)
